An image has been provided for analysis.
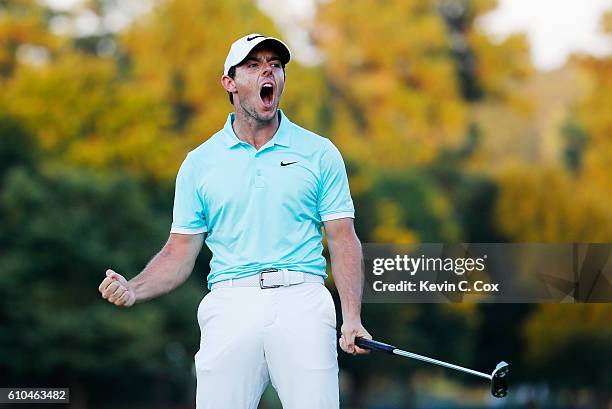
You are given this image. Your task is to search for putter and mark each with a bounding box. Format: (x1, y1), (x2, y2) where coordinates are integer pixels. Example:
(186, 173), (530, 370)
(355, 337), (509, 398)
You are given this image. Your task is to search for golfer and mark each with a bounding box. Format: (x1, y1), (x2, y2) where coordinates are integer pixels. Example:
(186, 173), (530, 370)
(98, 33), (371, 409)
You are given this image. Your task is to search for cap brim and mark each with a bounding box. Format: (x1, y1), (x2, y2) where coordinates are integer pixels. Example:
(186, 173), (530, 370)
(252, 38), (291, 65)
(227, 37), (291, 75)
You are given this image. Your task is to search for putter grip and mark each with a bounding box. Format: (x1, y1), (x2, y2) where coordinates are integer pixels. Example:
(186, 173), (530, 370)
(355, 337), (396, 354)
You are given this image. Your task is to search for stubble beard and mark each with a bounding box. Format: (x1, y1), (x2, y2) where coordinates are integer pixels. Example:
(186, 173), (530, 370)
(238, 97), (277, 127)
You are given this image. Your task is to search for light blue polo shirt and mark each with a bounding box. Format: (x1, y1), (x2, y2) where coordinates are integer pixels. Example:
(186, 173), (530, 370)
(171, 109), (355, 288)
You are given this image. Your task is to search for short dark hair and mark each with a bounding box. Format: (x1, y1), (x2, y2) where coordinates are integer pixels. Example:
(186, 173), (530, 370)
(227, 66), (236, 104)
(226, 63), (286, 105)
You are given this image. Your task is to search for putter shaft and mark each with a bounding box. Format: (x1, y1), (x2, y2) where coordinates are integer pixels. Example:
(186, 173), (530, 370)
(392, 349), (491, 380)
(354, 338), (509, 398)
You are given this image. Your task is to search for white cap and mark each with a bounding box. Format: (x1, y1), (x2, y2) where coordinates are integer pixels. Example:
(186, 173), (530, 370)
(223, 33), (291, 76)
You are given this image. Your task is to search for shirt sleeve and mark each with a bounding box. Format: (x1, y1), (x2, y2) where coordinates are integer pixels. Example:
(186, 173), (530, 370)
(170, 154), (208, 234)
(317, 140), (355, 221)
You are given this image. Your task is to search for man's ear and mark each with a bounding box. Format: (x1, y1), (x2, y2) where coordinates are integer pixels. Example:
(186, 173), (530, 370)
(221, 75), (236, 93)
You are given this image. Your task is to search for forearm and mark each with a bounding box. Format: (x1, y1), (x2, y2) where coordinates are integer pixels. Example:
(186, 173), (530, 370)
(328, 232), (364, 321)
(129, 245), (195, 303)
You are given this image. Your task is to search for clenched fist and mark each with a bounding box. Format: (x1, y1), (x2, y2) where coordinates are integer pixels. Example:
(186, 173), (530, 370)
(339, 319), (371, 356)
(99, 269), (136, 307)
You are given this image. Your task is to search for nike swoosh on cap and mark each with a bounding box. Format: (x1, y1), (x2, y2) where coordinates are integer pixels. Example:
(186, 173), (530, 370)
(247, 35), (264, 41)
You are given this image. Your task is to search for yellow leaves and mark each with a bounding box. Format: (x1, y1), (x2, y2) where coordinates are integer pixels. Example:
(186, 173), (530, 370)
(439, 303), (480, 329)
(0, 0), (309, 183)
(62, 81), (180, 181)
(314, 0), (470, 170)
(0, 0), (607, 246)
(347, 172), (374, 197)
(574, 57), (612, 190)
(411, 57), (459, 99)
(523, 55), (612, 242)
(467, 31), (533, 100)
(469, 0), (498, 17)
(601, 9), (612, 34)
(495, 164), (612, 242)
(280, 65), (330, 130)
(523, 304), (612, 365)
(372, 199), (419, 243)
(0, 49), (184, 182)
(119, 0), (286, 152)
(0, 1), (71, 86)
(1, 53), (117, 151)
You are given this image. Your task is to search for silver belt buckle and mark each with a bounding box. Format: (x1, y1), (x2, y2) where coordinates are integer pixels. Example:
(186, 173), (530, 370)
(259, 269), (281, 289)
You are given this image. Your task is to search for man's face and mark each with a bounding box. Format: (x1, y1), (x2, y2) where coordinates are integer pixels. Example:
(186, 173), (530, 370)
(225, 46), (285, 122)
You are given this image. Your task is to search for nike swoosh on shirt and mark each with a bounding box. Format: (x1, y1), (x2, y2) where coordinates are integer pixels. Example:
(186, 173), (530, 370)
(280, 161), (298, 167)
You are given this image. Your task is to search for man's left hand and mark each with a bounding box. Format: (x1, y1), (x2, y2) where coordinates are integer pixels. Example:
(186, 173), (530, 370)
(339, 319), (371, 355)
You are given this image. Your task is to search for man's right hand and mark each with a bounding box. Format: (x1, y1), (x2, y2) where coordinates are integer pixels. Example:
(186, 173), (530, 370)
(99, 269), (136, 307)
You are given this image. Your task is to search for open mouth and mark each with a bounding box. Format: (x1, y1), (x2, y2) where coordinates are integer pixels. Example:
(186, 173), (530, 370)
(259, 83), (274, 107)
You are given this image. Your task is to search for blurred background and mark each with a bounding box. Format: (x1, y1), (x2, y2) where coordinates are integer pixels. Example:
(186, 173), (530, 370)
(0, 0), (610, 408)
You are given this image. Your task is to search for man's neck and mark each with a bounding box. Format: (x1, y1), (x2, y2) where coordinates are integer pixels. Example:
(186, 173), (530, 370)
(232, 109), (280, 150)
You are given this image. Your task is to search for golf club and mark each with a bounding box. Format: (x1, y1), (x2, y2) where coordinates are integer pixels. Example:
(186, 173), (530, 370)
(355, 337), (509, 398)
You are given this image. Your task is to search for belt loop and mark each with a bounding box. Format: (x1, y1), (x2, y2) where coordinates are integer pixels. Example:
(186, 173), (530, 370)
(229, 278), (234, 287)
(281, 268), (290, 287)
(296, 271), (305, 284)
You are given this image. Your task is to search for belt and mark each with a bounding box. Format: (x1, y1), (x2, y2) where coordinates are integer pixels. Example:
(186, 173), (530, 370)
(211, 268), (324, 290)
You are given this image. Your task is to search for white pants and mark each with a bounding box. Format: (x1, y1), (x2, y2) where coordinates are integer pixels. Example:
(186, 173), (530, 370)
(194, 282), (339, 409)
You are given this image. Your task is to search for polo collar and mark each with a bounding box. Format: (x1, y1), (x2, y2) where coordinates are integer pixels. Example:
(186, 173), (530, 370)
(222, 109), (291, 149)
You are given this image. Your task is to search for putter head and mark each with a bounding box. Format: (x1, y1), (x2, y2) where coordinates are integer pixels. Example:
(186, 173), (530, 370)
(490, 361), (509, 398)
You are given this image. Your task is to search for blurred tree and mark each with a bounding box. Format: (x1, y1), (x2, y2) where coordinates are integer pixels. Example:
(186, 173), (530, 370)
(438, 0), (490, 101)
(120, 0), (309, 149)
(493, 11), (611, 243)
(480, 10), (612, 408)
(0, 112), (38, 177)
(0, 0), (609, 407)
(495, 164), (611, 242)
(308, 4), (525, 401)
(0, 50), (182, 182)
(0, 0), (61, 78)
(459, 0), (535, 172)
(573, 52), (612, 210)
(523, 304), (612, 408)
(311, 0), (536, 248)
(466, 13), (532, 101)
(561, 116), (588, 173)
(429, 123), (506, 242)
(2, 0), (322, 184)
(357, 168), (462, 243)
(314, 0), (470, 169)
(0, 118), (205, 408)
(280, 63), (331, 134)
(335, 302), (479, 409)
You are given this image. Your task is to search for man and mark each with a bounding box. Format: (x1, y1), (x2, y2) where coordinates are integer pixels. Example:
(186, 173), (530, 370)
(98, 33), (371, 409)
